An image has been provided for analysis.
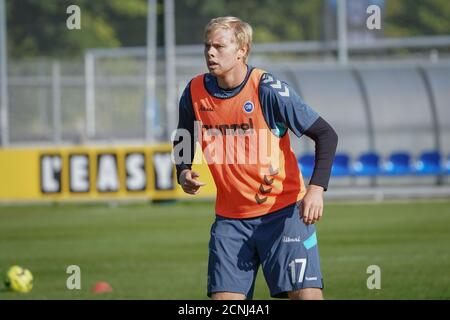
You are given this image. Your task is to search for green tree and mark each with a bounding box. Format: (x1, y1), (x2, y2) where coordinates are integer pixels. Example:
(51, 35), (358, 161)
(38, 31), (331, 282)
(6, 0), (151, 58)
(5, 0), (450, 58)
(384, 0), (450, 37)
(176, 0), (323, 44)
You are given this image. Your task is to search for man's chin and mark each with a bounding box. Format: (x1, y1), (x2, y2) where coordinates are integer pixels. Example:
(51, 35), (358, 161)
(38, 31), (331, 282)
(208, 67), (222, 76)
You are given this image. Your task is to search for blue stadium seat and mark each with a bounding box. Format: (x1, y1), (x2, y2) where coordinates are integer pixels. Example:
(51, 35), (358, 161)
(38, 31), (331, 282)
(298, 154), (315, 178)
(445, 155), (450, 175)
(414, 151), (442, 175)
(382, 152), (413, 176)
(331, 153), (351, 177)
(352, 152), (381, 176)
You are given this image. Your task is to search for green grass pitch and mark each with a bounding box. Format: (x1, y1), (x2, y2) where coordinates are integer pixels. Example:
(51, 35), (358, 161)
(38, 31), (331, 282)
(0, 200), (449, 299)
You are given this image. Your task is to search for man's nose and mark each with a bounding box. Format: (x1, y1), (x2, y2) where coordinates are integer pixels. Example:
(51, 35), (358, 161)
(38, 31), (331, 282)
(206, 46), (215, 57)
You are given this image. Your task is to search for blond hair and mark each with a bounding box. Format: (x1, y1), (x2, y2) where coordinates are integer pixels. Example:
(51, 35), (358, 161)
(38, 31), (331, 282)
(204, 16), (253, 63)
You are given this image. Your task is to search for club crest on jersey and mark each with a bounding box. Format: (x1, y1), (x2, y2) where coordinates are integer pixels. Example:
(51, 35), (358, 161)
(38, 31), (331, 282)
(243, 101), (254, 113)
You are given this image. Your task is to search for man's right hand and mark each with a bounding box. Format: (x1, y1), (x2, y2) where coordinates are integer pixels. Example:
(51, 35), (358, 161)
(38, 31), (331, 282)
(179, 169), (206, 195)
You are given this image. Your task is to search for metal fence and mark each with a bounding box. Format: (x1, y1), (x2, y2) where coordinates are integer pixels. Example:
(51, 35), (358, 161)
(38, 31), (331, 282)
(2, 37), (450, 148)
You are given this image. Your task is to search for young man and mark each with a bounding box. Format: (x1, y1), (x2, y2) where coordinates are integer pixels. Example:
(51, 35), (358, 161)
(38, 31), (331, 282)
(172, 17), (338, 300)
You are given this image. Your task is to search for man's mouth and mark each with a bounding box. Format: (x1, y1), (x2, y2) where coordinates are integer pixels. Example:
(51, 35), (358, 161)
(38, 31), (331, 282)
(208, 61), (219, 68)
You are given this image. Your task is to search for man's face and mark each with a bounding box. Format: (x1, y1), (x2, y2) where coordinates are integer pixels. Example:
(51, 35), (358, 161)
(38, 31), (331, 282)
(204, 28), (245, 76)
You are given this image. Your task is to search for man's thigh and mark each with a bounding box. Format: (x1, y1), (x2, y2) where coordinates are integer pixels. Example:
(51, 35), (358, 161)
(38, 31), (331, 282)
(207, 217), (260, 299)
(256, 203), (323, 298)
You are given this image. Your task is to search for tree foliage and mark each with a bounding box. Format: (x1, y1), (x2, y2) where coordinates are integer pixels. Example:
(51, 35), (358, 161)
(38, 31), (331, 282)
(384, 0), (450, 37)
(6, 0), (151, 57)
(176, 0), (323, 44)
(5, 0), (450, 58)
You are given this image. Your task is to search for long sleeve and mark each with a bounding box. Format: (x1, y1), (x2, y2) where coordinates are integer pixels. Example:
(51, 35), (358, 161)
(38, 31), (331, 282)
(258, 73), (338, 190)
(172, 82), (196, 184)
(303, 117), (338, 190)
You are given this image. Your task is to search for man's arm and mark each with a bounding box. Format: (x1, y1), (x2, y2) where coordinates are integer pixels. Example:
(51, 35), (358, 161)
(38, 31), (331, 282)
(259, 73), (338, 189)
(259, 73), (338, 224)
(172, 82), (206, 194)
(303, 117), (338, 191)
(173, 82), (195, 183)
(301, 117), (338, 224)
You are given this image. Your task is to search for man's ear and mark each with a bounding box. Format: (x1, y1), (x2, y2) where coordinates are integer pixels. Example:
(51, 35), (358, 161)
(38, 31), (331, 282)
(238, 46), (247, 60)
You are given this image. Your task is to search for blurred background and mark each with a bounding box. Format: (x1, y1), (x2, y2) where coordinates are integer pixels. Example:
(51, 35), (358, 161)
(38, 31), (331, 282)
(0, 0), (449, 300)
(1, 0), (450, 201)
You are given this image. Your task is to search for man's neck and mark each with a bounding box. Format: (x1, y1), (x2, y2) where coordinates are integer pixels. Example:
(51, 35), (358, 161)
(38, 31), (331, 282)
(216, 64), (248, 90)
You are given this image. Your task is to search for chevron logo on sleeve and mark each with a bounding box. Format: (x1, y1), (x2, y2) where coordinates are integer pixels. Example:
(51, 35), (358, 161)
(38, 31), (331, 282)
(262, 74), (290, 97)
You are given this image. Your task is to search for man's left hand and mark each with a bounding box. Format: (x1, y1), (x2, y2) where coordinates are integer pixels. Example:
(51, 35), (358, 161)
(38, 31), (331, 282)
(301, 185), (324, 225)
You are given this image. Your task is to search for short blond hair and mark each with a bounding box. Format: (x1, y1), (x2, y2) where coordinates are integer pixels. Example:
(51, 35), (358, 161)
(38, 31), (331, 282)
(204, 16), (253, 63)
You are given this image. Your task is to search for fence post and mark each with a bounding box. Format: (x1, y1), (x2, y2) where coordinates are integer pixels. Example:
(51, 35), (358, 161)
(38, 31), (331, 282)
(52, 61), (62, 143)
(337, 0), (348, 65)
(0, 0), (9, 146)
(164, 0), (177, 140)
(146, 0), (157, 143)
(85, 51), (95, 139)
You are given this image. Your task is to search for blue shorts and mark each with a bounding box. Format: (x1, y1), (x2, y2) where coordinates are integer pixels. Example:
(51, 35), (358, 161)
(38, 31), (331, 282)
(207, 202), (323, 299)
